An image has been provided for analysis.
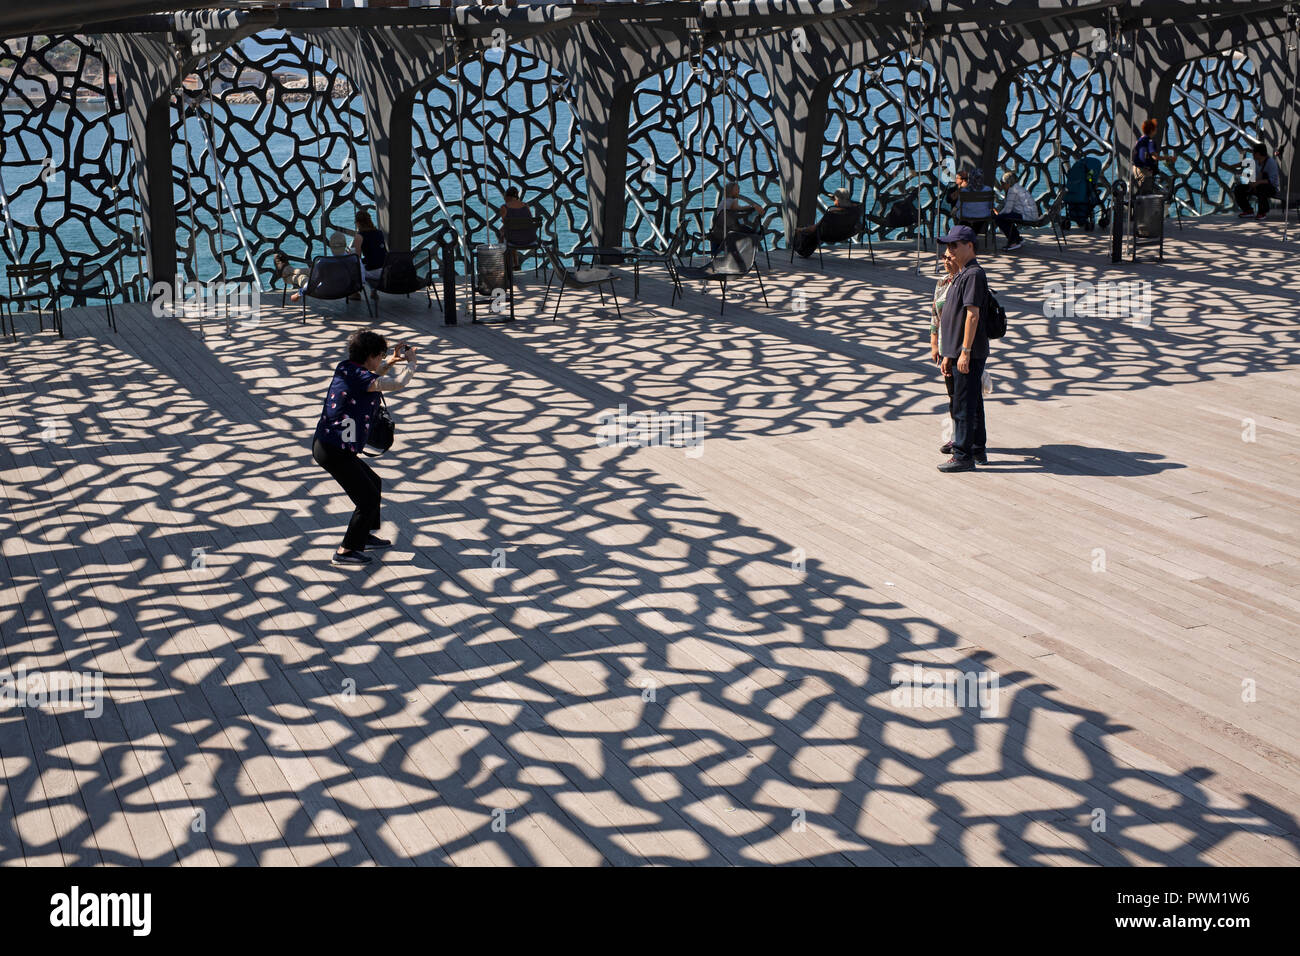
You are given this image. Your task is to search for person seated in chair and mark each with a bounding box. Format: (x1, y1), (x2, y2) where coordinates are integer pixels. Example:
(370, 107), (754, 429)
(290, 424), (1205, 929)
(498, 186), (538, 269)
(993, 171), (1039, 251)
(947, 168), (991, 235)
(792, 187), (857, 258)
(350, 210), (387, 287)
(1234, 142), (1280, 220)
(275, 251), (311, 303)
(708, 181), (762, 253)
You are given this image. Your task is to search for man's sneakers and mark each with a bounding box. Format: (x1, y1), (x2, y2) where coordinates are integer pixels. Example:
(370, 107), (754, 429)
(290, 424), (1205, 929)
(332, 549), (372, 566)
(1256, 212), (1268, 220)
(364, 534), (392, 550)
(1004, 241), (1023, 251)
(940, 443), (986, 465)
(1239, 211), (1255, 218)
(937, 456), (975, 473)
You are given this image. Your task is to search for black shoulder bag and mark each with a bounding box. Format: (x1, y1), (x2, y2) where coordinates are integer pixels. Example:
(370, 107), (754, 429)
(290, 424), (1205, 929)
(363, 394), (395, 457)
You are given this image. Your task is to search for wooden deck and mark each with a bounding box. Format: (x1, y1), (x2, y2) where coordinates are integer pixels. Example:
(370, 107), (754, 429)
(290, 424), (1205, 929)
(1, 215), (1297, 865)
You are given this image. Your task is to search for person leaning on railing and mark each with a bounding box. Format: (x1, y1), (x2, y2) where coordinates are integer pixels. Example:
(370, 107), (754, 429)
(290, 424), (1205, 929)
(1131, 118), (1169, 195)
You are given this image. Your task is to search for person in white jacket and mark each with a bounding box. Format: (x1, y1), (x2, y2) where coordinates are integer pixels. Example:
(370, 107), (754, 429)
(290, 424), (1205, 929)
(994, 171), (1039, 251)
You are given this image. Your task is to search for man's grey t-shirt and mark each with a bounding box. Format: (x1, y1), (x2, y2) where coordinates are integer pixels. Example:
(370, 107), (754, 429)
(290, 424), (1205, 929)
(939, 259), (990, 358)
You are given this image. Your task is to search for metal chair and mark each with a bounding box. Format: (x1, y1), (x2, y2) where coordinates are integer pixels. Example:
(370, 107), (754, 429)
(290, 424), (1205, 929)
(300, 254), (368, 321)
(5, 262), (62, 338)
(801, 203), (866, 268)
(502, 213), (546, 280)
(541, 244), (622, 320)
(366, 249), (439, 316)
(953, 187), (997, 253)
(58, 259), (119, 333)
(673, 233), (769, 316)
(632, 223), (686, 298)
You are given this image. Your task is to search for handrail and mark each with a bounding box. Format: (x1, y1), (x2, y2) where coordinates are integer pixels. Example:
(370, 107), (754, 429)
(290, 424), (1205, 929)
(185, 94), (263, 291)
(414, 149), (470, 262)
(626, 183), (669, 249)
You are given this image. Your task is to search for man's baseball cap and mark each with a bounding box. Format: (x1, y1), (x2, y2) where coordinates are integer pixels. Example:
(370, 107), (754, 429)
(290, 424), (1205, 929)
(937, 225), (977, 245)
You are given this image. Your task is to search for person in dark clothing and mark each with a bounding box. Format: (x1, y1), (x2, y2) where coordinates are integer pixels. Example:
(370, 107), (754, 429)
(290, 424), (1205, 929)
(792, 187), (857, 258)
(946, 168), (992, 235)
(708, 181), (762, 253)
(498, 186), (538, 269)
(350, 210), (387, 284)
(934, 225), (989, 472)
(1131, 118), (1165, 195)
(312, 329), (419, 565)
(1234, 142), (1281, 219)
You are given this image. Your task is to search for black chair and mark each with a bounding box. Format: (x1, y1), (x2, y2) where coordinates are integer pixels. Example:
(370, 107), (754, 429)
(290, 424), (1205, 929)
(5, 262), (62, 339)
(953, 187), (997, 253)
(673, 233), (769, 316)
(366, 249), (439, 316)
(706, 207), (771, 268)
(632, 223), (686, 298)
(58, 259), (119, 333)
(502, 213), (546, 280)
(541, 244), (622, 320)
(1160, 176), (1185, 232)
(789, 203), (866, 268)
(863, 186), (927, 261)
(300, 254), (367, 321)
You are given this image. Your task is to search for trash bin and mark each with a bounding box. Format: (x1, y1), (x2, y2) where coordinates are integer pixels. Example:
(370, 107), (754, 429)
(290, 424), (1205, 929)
(1130, 194), (1166, 261)
(1133, 195), (1165, 239)
(475, 243), (508, 295)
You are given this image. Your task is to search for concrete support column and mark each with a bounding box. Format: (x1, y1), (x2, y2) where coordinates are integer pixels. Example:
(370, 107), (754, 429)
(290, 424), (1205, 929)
(95, 33), (182, 287)
(96, 11), (272, 286)
(297, 27), (453, 252)
(525, 22), (688, 247)
(745, 20), (906, 239)
(942, 22), (1089, 187)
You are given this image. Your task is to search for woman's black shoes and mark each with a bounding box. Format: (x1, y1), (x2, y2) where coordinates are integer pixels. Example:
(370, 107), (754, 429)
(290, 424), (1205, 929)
(364, 535), (392, 550)
(332, 549), (372, 565)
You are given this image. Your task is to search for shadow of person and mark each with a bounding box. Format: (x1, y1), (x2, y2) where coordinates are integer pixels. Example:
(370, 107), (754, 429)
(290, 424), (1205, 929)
(980, 445), (1186, 477)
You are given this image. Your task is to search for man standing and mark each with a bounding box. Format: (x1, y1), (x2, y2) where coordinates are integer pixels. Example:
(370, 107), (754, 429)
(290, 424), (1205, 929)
(935, 225), (989, 472)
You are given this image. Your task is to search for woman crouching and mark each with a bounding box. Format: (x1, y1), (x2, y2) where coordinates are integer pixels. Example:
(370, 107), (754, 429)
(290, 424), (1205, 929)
(311, 329), (418, 565)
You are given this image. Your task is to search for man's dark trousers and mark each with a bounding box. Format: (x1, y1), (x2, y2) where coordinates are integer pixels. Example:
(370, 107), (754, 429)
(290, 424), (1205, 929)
(1234, 182), (1276, 215)
(951, 348), (987, 461)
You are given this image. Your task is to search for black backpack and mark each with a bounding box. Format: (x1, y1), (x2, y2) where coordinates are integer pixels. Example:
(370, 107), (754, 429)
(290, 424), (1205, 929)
(986, 291), (1008, 339)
